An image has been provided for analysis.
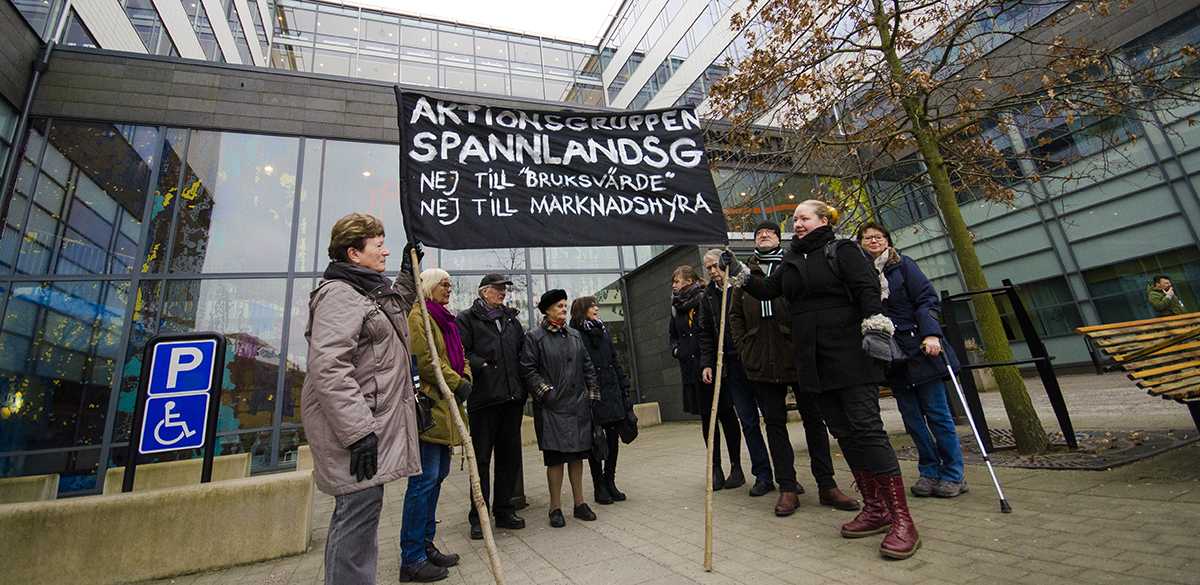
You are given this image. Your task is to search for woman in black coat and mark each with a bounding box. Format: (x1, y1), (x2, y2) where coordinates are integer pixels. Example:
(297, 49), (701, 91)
(522, 289), (600, 528)
(669, 265), (742, 490)
(728, 200), (920, 560)
(570, 296), (631, 505)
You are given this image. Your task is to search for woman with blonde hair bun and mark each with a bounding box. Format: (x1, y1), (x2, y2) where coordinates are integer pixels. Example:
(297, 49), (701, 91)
(720, 199), (921, 560)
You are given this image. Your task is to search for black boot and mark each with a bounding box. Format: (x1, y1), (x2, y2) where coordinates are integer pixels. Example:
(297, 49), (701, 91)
(590, 458), (613, 504)
(605, 469), (626, 501)
(723, 463), (746, 490)
(712, 459), (725, 491)
(424, 541), (459, 568)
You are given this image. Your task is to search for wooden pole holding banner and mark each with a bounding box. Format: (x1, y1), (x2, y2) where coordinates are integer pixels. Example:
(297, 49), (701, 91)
(704, 261), (731, 572)
(411, 249), (507, 585)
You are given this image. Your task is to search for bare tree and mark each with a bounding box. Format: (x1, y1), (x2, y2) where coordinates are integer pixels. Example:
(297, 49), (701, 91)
(705, 0), (1199, 454)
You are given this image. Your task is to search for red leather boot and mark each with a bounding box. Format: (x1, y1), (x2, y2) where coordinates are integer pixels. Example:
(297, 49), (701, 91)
(840, 470), (891, 538)
(874, 474), (921, 559)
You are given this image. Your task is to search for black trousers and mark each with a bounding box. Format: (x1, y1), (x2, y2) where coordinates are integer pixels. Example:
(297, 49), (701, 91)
(757, 382), (839, 492)
(588, 421), (621, 481)
(468, 400), (525, 520)
(689, 382), (741, 469)
(814, 383), (901, 477)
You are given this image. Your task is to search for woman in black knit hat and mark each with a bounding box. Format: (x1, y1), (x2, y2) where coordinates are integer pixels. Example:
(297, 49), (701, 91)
(521, 289), (602, 527)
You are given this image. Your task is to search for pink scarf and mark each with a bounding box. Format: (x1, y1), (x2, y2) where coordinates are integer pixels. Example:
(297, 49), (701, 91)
(426, 299), (466, 375)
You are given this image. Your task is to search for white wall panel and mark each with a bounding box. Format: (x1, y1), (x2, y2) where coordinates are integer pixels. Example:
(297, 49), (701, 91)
(200, 0), (243, 64)
(234, 0), (265, 66)
(612, 0), (709, 108)
(602, 0), (668, 87)
(646, 0), (753, 109)
(74, 0), (148, 53)
(150, 0), (206, 59)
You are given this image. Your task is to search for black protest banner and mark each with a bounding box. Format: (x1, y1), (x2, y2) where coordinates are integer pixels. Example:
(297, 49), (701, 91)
(396, 89), (727, 250)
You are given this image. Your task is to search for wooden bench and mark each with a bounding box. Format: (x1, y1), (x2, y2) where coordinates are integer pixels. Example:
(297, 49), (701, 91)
(1076, 313), (1200, 432)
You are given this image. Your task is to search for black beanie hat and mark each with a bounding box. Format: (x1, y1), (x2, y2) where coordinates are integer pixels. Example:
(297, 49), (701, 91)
(537, 289), (568, 313)
(754, 220), (781, 238)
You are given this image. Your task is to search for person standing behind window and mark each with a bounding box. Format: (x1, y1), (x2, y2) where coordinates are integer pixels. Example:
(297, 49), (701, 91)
(1148, 275), (1187, 317)
(455, 274), (528, 541)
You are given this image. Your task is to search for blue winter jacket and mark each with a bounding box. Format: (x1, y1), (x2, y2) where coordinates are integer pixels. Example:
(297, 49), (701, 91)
(880, 249), (962, 389)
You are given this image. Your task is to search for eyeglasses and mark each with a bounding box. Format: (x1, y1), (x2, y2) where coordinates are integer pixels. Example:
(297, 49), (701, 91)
(437, 282), (452, 289)
(861, 235), (888, 242)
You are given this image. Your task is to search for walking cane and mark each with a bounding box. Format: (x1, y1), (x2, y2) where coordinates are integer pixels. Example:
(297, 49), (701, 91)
(411, 248), (508, 584)
(941, 352), (1012, 514)
(704, 262), (730, 571)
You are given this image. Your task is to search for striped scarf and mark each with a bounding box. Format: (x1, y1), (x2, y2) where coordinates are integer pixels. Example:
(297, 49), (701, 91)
(753, 247), (784, 317)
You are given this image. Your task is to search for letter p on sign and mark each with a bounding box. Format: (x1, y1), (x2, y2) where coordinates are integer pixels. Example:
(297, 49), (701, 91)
(167, 347), (204, 389)
(147, 340), (217, 397)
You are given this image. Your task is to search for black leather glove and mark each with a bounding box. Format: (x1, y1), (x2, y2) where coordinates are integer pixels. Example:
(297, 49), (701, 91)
(454, 379), (472, 403)
(401, 241), (424, 275)
(348, 432), (378, 482)
(719, 250), (746, 281)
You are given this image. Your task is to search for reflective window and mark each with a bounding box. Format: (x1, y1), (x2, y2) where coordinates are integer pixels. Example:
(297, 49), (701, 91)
(158, 278), (290, 432)
(477, 71), (509, 95)
(535, 247), (621, 270)
(294, 140), (323, 272)
(2, 121), (156, 276)
(401, 60), (438, 86)
(401, 24), (435, 49)
(357, 53), (399, 82)
(270, 43), (314, 71)
(1086, 247), (1200, 324)
(163, 131), (299, 274)
(283, 277), (318, 425)
(0, 280), (127, 455)
(442, 66), (475, 92)
(511, 75), (544, 99)
(313, 140), (405, 274)
(439, 31), (472, 54)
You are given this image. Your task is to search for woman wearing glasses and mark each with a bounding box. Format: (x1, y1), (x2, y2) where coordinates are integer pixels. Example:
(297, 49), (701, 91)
(857, 221), (967, 499)
(401, 269), (472, 582)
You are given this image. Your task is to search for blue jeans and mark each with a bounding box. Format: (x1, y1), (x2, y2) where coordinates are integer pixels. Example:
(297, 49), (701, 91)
(400, 441), (451, 566)
(724, 355), (772, 485)
(893, 379), (964, 483)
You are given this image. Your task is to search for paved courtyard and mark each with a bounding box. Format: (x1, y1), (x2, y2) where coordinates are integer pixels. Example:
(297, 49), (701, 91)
(141, 373), (1199, 584)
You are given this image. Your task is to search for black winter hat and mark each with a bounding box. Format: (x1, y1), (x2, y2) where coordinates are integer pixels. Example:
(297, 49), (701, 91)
(754, 220), (781, 238)
(537, 289), (568, 313)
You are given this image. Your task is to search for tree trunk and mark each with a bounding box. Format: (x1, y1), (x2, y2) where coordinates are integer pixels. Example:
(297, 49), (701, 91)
(873, 0), (1048, 454)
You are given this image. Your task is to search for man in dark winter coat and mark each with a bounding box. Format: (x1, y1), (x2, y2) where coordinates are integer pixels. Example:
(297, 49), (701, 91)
(456, 274), (528, 540)
(730, 221), (860, 516)
(698, 249), (768, 497)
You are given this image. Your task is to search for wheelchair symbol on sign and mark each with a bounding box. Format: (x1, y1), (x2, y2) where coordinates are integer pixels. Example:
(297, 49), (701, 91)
(154, 400), (197, 445)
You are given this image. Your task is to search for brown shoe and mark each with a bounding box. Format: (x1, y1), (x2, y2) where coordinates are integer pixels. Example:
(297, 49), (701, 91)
(774, 491), (798, 516)
(819, 487), (861, 511)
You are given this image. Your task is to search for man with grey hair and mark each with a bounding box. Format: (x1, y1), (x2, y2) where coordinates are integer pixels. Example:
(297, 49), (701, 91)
(456, 274), (528, 540)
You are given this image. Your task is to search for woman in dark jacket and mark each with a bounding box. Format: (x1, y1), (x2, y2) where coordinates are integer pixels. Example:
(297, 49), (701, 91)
(521, 289), (601, 528)
(858, 221), (967, 499)
(570, 296), (631, 505)
(728, 199), (920, 560)
(669, 265), (742, 490)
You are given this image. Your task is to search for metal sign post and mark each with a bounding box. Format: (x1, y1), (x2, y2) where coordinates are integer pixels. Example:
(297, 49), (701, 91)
(122, 332), (227, 492)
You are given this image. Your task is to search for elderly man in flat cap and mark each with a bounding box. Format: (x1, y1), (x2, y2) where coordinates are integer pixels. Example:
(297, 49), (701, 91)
(456, 274), (528, 539)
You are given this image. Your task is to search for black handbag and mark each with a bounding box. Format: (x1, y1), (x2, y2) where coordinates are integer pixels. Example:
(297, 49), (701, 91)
(590, 410), (609, 460)
(414, 391), (436, 434)
(617, 409), (638, 444)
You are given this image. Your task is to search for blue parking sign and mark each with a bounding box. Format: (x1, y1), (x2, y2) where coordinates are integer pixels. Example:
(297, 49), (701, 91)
(140, 394), (209, 453)
(147, 340), (217, 396)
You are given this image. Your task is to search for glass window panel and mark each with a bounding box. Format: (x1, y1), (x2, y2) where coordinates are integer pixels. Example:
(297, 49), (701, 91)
(0, 280), (126, 452)
(313, 48), (353, 77)
(439, 248), (527, 273)
(439, 31), (472, 54)
(511, 75), (544, 99)
(542, 46), (572, 69)
(140, 128), (187, 274)
(1, 449), (101, 494)
(544, 79), (572, 102)
(112, 279), (162, 442)
(476, 71), (508, 95)
(400, 60), (437, 86)
(274, 4), (315, 36)
(270, 43), (313, 71)
(314, 11), (358, 41)
(316, 140), (405, 274)
(475, 36), (507, 59)
(294, 139), (323, 272)
(511, 41), (539, 64)
(401, 24), (434, 49)
(158, 279), (289, 433)
(361, 14), (398, 44)
(168, 131), (300, 274)
(216, 429), (273, 470)
(277, 427), (305, 466)
(537, 246), (621, 270)
(356, 53), (398, 82)
(442, 66), (475, 92)
(283, 277), (317, 424)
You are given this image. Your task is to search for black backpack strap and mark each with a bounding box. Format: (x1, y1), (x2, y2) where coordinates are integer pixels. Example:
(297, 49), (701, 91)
(825, 239), (866, 303)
